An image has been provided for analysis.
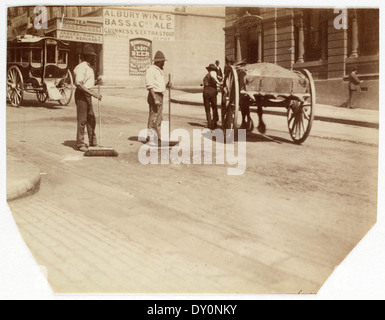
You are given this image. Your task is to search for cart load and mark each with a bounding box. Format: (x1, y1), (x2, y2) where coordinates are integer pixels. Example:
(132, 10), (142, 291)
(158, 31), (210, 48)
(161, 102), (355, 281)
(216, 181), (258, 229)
(222, 62), (316, 144)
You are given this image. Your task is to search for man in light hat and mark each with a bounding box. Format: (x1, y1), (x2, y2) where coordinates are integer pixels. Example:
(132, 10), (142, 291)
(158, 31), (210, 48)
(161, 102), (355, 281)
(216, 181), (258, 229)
(202, 63), (222, 130)
(73, 44), (102, 152)
(145, 50), (169, 146)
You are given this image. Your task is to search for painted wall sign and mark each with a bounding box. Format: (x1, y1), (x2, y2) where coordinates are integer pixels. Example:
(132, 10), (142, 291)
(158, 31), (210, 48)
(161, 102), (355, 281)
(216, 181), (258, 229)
(54, 17), (103, 44)
(103, 8), (175, 41)
(129, 38), (152, 75)
(56, 30), (103, 44)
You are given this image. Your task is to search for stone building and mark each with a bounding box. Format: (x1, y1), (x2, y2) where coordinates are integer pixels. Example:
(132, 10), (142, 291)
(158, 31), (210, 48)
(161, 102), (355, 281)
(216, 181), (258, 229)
(224, 7), (379, 109)
(7, 6), (225, 87)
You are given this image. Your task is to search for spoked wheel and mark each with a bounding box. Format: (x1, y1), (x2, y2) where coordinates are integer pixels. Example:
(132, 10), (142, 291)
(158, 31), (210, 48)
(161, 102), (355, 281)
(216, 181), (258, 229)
(36, 90), (48, 103)
(222, 65), (240, 139)
(7, 66), (24, 108)
(58, 70), (74, 106)
(287, 69), (316, 144)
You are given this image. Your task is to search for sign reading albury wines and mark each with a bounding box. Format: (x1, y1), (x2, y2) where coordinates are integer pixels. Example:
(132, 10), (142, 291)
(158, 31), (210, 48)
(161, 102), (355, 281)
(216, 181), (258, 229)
(129, 38), (152, 75)
(103, 8), (175, 41)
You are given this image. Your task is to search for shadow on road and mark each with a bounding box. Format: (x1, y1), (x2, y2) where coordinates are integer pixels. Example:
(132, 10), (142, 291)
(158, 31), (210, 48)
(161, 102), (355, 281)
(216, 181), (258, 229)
(62, 140), (79, 151)
(7, 98), (67, 110)
(246, 132), (294, 145)
(128, 136), (145, 144)
(187, 122), (207, 128)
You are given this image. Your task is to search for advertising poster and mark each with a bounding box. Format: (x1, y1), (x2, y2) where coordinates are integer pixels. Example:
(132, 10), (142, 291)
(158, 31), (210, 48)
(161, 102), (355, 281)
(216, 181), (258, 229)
(129, 38), (152, 75)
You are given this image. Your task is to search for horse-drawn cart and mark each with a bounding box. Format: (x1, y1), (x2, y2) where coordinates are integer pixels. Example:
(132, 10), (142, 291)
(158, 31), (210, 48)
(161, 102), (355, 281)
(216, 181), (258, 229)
(221, 62), (315, 144)
(7, 35), (74, 108)
(221, 13), (315, 144)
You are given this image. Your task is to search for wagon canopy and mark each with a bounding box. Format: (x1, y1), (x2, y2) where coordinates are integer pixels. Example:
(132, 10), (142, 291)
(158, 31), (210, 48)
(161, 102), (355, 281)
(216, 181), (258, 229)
(237, 62), (310, 101)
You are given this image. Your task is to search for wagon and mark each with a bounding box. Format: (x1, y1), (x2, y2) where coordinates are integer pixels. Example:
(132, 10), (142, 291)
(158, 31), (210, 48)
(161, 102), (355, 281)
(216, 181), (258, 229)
(221, 14), (315, 144)
(221, 62), (315, 144)
(7, 35), (74, 108)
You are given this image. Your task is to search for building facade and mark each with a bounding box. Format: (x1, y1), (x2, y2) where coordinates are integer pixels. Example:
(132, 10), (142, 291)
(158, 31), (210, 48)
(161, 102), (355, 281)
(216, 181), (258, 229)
(7, 6), (225, 87)
(224, 7), (379, 109)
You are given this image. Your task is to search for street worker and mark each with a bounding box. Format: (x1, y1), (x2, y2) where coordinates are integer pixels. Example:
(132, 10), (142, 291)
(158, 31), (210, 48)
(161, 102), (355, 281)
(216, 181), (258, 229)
(73, 44), (102, 152)
(202, 63), (222, 130)
(145, 50), (169, 147)
(347, 65), (363, 109)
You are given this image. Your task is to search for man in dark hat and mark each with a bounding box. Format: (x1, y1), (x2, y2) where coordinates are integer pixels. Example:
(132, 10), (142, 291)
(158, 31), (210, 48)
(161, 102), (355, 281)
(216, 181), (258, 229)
(73, 44), (102, 152)
(145, 50), (168, 146)
(347, 65), (363, 109)
(202, 63), (222, 130)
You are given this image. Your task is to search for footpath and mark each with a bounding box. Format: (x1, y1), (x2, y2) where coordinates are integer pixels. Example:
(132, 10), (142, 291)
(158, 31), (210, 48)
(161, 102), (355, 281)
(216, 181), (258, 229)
(170, 89), (380, 129)
(6, 87), (380, 202)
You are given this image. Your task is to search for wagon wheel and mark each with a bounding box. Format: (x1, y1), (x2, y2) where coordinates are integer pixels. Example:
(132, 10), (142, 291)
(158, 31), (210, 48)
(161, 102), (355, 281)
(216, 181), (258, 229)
(36, 90), (48, 103)
(7, 66), (24, 108)
(58, 70), (74, 106)
(222, 65), (240, 137)
(287, 69), (316, 144)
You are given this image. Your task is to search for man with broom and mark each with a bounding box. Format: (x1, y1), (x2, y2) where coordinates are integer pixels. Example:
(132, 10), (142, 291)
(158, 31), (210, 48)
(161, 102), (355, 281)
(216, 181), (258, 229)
(145, 50), (170, 147)
(73, 44), (102, 152)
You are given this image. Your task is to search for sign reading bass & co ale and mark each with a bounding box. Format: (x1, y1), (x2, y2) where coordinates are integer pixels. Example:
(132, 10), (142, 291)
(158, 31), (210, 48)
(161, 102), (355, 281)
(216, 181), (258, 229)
(103, 8), (175, 41)
(129, 38), (152, 75)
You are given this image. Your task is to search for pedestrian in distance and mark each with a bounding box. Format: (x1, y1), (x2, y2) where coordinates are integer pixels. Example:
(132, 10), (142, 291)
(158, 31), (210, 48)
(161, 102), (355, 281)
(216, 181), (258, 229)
(203, 63), (222, 130)
(347, 65), (363, 109)
(73, 44), (102, 152)
(215, 60), (223, 82)
(145, 50), (171, 147)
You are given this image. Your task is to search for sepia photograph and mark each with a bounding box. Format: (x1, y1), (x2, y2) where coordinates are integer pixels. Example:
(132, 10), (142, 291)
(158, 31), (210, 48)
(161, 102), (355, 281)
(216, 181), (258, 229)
(1, 0), (384, 299)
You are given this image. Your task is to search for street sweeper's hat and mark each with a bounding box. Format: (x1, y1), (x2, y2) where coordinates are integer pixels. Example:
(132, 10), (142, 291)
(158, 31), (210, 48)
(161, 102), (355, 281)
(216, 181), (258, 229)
(153, 51), (167, 62)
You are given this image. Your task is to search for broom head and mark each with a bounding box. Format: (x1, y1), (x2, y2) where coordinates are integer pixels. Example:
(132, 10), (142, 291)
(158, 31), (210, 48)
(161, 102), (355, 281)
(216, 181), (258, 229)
(84, 146), (119, 157)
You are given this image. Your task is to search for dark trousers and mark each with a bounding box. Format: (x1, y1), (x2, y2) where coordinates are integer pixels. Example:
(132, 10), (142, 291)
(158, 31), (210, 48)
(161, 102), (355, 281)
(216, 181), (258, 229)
(147, 92), (164, 141)
(203, 87), (219, 129)
(75, 89), (97, 148)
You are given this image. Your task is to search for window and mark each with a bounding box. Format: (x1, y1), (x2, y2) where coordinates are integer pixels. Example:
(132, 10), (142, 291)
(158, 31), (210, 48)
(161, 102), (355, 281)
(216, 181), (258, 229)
(46, 44), (57, 64)
(15, 50), (22, 63)
(295, 9), (328, 63)
(303, 10), (322, 62)
(7, 49), (15, 62)
(21, 49), (30, 63)
(32, 49), (42, 64)
(58, 50), (67, 65)
(358, 9), (379, 56)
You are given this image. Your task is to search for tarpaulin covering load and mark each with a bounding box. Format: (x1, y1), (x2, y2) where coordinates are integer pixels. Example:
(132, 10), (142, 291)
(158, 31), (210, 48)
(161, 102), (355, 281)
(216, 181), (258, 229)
(236, 62), (309, 99)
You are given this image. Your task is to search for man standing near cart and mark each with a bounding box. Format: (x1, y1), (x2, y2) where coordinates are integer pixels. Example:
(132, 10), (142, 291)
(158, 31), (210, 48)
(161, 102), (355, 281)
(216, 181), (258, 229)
(73, 45), (102, 152)
(203, 63), (222, 130)
(145, 50), (168, 147)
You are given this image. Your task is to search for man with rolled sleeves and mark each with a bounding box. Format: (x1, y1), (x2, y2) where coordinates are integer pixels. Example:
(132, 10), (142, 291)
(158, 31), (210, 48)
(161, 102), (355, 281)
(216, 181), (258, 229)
(73, 45), (102, 152)
(145, 51), (168, 147)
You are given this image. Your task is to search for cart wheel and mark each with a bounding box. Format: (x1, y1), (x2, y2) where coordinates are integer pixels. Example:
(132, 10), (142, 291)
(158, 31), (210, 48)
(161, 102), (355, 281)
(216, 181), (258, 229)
(222, 65), (240, 138)
(58, 70), (74, 106)
(287, 69), (316, 144)
(7, 66), (24, 108)
(36, 91), (48, 103)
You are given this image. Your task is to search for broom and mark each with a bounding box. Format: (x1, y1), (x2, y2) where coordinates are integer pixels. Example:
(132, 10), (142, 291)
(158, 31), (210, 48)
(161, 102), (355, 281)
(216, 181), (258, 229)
(84, 85), (118, 157)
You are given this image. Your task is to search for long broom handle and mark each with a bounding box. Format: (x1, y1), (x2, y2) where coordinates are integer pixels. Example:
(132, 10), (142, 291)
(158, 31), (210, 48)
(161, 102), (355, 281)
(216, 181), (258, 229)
(168, 74), (171, 137)
(98, 84), (102, 146)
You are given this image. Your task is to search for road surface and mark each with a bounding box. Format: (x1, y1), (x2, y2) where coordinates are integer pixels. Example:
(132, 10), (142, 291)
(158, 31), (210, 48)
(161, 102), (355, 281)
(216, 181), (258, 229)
(6, 89), (379, 294)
